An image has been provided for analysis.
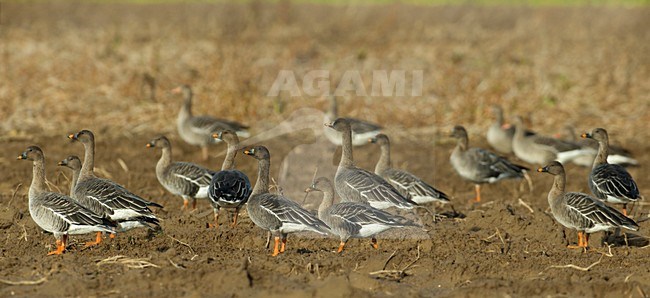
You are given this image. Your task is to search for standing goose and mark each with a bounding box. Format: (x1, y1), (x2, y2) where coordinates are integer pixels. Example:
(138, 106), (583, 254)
(538, 161), (638, 249)
(69, 130), (162, 246)
(323, 96), (382, 146)
(306, 177), (420, 253)
(369, 134), (449, 205)
(325, 118), (416, 210)
(486, 105), (535, 154)
(18, 146), (116, 255)
(147, 135), (215, 211)
(172, 85), (250, 161)
(243, 146), (330, 257)
(450, 125), (528, 202)
(512, 116), (589, 165)
(207, 130), (252, 228)
(582, 128), (641, 216)
(57, 155), (82, 195)
(558, 125), (638, 167)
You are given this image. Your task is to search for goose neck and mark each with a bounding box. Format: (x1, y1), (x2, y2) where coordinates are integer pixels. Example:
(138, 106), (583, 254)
(251, 158), (271, 196)
(79, 140), (96, 179)
(375, 142), (391, 174)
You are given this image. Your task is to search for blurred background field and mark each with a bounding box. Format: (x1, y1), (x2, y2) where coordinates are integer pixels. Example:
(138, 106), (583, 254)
(1, 1), (648, 143)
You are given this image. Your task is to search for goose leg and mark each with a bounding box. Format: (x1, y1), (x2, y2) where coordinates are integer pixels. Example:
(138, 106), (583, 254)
(370, 238), (378, 249)
(109, 233), (116, 239)
(582, 233), (589, 248)
(231, 208), (239, 227)
(181, 198), (189, 210)
(280, 233), (287, 253)
(473, 184), (482, 203)
(337, 241), (347, 253)
(567, 231), (583, 249)
(48, 236), (67, 255)
(84, 232), (104, 247)
(191, 198), (198, 211)
(272, 237), (281, 257)
(622, 204), (628, 217)
(209, 208), (219, 229)
(264, 231), (271, 249)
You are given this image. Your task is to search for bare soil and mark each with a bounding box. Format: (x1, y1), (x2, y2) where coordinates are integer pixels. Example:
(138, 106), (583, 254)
(1, 2), (649, 297)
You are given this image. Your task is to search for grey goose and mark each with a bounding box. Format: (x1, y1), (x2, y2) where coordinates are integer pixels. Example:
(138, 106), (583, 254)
(244, 146), (330, 256)
(486, 105), (535, 155)
(207, 130), (252, 228)
(325, 118), (416, 210)
(306, 177), (420, 253)
(147, 135), (215, 211)
(57, 155), (82, 196)
(582, 128), (641, 216)
(450, 125), (528, 202)
(512, 116), (591, 165)
(323, 96), (382, 146)
(69, 130), (161, 246)
(558, 125), (638, 167)
(172, 85), (249, 161)
(18, 146), (116, 255)
(369, 134), (449, 205)
(538, 161), (638, 249)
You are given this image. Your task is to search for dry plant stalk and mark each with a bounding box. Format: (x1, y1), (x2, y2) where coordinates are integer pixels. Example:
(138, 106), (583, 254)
(541, 255), (604, 273)
(167, 235), (195, 255)
(0, 276), (47, 286)
(96, 255), (159, 269)
(369, 245), (421, 281)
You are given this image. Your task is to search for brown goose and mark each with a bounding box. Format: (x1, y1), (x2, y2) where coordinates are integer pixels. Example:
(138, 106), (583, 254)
(244, 146), (330, 256)
(511, 116), (590, 165)
(306, 177), (419, 253)
(69, 130), (162, 246)
(323, 96), (382, 146)
(538, 161), (638, 249)
(369, 134), (449, 205)
(582, 128), (641, 216)
(147, 135), (215, 211)
(486, 105), (535, 154)
(18, 147), (116, 255)
(325, 118), (416, 210)
(557, 125), (638, 167)
(450, 125), (528, 202)
(172, 85), (250, 160)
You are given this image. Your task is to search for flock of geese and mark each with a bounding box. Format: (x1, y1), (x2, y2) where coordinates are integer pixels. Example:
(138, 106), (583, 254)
(17, 85), (642, 256)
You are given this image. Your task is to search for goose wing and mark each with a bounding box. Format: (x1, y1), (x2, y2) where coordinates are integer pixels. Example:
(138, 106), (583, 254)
(472, 148), (527, 180)
(564, 192), (638, 231)
(39, 192), (115, 230)
(384, 169), (449, 202)
(257, 194), (329, 235)
(170, 162), (215, 188)
(344, 168), (416, 209)
(591, 164), (640, 200)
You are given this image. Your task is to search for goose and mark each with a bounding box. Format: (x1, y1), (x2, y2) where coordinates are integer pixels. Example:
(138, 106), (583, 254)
(582, 128), (641, 216)
(57, 155), (82, 196)
(512, 116), (590, 165)
(172, 85), (250, 161)
(147, 135), (215, 211)
(306, 177), (420, 253)
(557, 125), (638, 167)
(323, 96), (382, 146)
(18, 146), (116, 255)
(207, 130), (252, 228)
(325, 118), (416, 210)
(538, 161), (638, 249)
(486, 105), (535, 154)
(369, 134), (449, 205)
(450, 125), (528, 202)
(69, 130), (162, 246)
(243, 146), (330, 256)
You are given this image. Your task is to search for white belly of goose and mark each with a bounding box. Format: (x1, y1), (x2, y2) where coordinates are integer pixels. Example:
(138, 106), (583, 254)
(356, 223), (391, 238)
